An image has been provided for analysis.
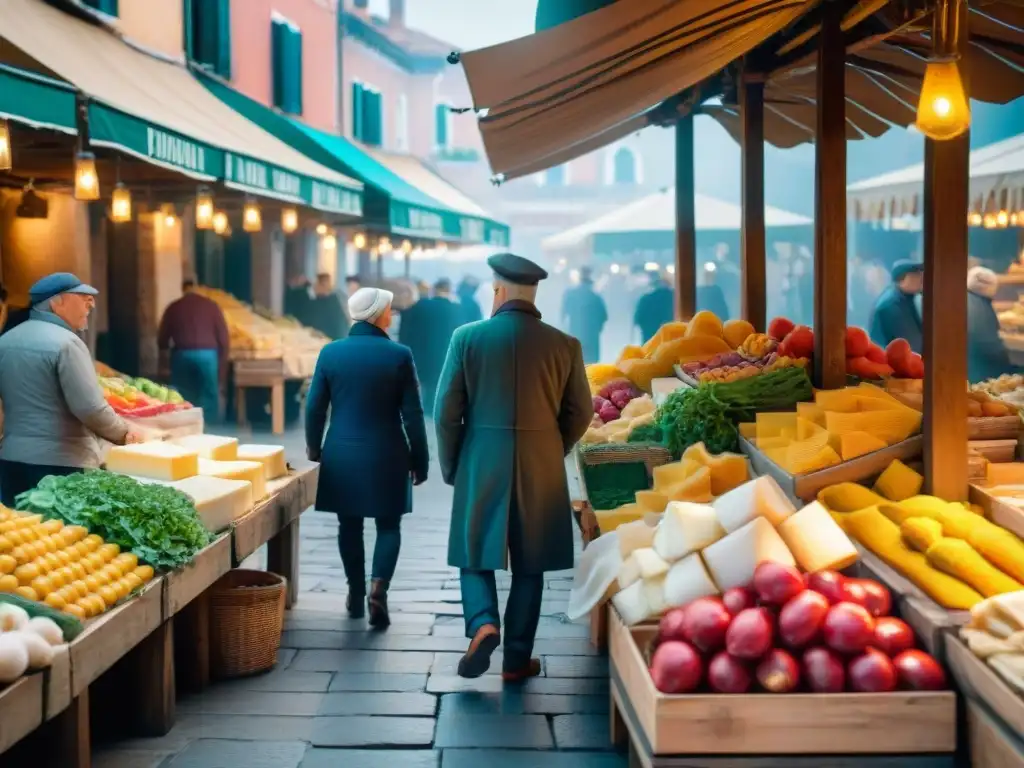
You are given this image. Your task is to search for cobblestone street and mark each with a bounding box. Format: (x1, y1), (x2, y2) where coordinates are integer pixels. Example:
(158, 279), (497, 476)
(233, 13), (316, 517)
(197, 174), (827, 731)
(92, 426), (625, 768)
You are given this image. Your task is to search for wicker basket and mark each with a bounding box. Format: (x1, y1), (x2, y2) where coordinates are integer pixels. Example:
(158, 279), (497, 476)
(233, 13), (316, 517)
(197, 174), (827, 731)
(210, 569), (287, 679)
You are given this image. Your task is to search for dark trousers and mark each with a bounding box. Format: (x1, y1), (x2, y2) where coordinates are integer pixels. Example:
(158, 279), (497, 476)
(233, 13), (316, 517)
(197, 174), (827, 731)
(0, 460), (80, 507)
(170, 349), (220, 423)
(337, 515), (402, 593)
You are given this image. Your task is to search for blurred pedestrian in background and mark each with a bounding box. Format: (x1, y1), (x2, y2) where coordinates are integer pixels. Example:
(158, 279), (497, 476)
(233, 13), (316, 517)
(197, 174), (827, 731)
(457, 275), (483, 325)
(633, 269), (674, 344)
(560, 266), (607, 363)
(284, 273), (313, 324)
(696, 262), (730, 321)
(967, 266), (1014, 383)
(307, 273), (349, 341)
(869, 260), (924, 353)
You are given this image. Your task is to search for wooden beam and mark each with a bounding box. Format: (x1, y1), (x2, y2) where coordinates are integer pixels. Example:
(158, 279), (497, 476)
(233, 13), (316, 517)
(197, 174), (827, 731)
(740, 75), (767, 332)
(922, 40), (970, 500)
(674, 114), (697, 321)
(812, 1), (848, 390)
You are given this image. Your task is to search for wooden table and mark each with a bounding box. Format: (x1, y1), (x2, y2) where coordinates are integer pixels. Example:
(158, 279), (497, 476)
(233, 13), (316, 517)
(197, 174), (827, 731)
(0, 466), (318, 766)
(233, 357), (317, 436)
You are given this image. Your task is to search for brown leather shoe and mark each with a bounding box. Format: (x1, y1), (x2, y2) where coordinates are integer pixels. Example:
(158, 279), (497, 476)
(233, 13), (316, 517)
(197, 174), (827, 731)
(367, 578), (390, 629)
(346, 590), (365, 619)
(502, 658), (542, 683)
(457, 624), (500, 678)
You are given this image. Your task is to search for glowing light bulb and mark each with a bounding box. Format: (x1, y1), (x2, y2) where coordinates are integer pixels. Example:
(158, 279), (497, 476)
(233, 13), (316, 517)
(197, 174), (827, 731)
(243, 200), (262, 232)
(353, 232), (367, 249)
(316, 223), (328, 235)
(323, 234), (337, 251)
(213, 211), (229, 235)
(74, 151), (100, 201)
(195, 188), (214, 230)
(281, 208), (299, 234)
(0, 119), (11, 171)
(110, 183), (131, 223)
(915, 59), (970, 140)
(998, 210), (1010, 228)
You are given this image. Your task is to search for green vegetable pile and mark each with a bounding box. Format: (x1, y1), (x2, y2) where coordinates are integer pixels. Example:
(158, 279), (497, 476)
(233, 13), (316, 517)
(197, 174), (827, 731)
(627, 422), (665, 444)
(657, 367), (813, 457)
(15, 471), (212, 571)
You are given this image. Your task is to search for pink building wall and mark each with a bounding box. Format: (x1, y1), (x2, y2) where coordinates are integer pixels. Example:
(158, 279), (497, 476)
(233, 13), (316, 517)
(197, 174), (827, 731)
(230, 0), (339, 132)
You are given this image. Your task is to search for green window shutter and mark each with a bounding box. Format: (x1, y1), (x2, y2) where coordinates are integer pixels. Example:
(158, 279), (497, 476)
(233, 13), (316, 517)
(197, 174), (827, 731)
(372, 91), (383, 147)
(288, 26), (303, 115)
(271, 19), (288, 110)
(435, 104), (448, 148)
(351, 83), (364, 141)
(214, 0), (232, 79)
(189, 0), (231, 79)
(84, 0), (118, 16)
(183, 0), (194, 59)
(361, 87), (376, 144)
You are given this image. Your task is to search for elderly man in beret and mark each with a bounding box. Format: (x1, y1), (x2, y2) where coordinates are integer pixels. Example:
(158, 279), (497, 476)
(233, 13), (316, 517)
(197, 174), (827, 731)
(0, 272), (139, 505)
(435, 253), (593, 682)
(869, 260), (924, 353)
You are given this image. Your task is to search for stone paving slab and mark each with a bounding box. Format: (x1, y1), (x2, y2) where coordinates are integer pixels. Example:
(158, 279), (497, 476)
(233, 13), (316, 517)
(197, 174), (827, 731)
(327, 672), (429, 692)
(291, 649), (435, 673)
(177, 691), (326, 717)
(217, 670), (332, 694)
(317, 691), (437, 716)
(301, 749), (440, 768)
(552, 714), (617, 750)
(163, 739), (308, 768)
(442, 750), (626, 768)
(309, 716), (436, 747)
(434, 714), (554, 749)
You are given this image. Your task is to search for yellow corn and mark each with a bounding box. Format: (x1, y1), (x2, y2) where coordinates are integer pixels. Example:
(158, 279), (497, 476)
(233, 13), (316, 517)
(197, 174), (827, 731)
(901, 517), (944, 552)
(925, 537), (1024, 597)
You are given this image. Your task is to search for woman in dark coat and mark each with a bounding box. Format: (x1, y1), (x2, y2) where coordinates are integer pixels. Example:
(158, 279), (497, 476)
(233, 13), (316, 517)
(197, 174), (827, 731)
(305, 287), (429, 628)
(966, 266), (1015, 384)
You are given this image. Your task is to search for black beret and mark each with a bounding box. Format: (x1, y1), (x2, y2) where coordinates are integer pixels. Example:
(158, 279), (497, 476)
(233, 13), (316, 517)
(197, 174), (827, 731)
(891, 260), (924, 281)
(488, 253), (548, 286)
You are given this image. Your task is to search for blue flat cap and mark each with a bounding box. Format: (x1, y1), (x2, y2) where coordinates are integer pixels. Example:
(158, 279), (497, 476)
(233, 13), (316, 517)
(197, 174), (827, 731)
(488, 253), (548, 286)
(891, 260), (924, 281)
(29, 272), (98, 305)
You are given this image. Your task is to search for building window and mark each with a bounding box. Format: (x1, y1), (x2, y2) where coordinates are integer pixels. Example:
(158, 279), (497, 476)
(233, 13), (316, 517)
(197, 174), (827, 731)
(605, 145), (643, 185)
(434, 103), (451, 150)
(185, 0), (231, 79)
(394, 94), (409, 152)
(83, 0), (118, 16)
(542, 164), (567, 186)
(352, 82), (383, 147)
(272, 16), (303, 115)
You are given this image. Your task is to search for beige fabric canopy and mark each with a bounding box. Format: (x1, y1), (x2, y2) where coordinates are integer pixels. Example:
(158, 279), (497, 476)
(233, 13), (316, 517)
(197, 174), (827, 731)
(458, 0), (1024, 178)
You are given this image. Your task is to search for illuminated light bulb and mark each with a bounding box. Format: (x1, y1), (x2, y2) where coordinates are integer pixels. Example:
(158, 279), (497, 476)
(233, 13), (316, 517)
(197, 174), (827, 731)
(74, 151), (100, 201)
(161, 203), (177, 228)
(666, 265), (676, 275)
(997, 210), (1010, 228)
(110, 183), (131, 223)
(0, 119), (11, 171)
(983, 213), (997, 229)
(243, 199), (262, 232)
(378, 237), (392, 253)
(610, 263), (621, 274)
(969, 212), (983, 227)
(401, 239), (413, 254)
(316, 223), (328, 235)
(213, 211), (229, 235)
(1011, 213), (1019, 227)
(353, 232), (367, 249)
(914, 59), (971, 140)
(644, 261), (659, 272)
(323, 234), (337, 251)
(703, 261), (717, 273)
(195, 188), (214, 230)
(281, 208), (299, 234)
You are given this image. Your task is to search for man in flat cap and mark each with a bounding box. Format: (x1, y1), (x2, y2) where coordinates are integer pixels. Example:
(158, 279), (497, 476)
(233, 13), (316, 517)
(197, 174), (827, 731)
(0, 272), (139, 505)
(869, 260), (924, 354)
(434, 252), (593, 682)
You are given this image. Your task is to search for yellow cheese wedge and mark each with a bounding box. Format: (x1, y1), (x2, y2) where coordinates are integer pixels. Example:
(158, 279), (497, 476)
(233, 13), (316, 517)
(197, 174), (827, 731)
(702, 517), (796, 591)
(663, 552), (720, 608)
(778, 501), (859, 572)
(653, 502), (724, 562)
(166, 475), (253, 532)
(713, 476), (795, 533)
(106, 442), (199, 481)
(873, 459), (924, 501)
(839, 431), (887, 461)
(170, 434), (238, 461)
(664, 466), (713, 503)
(618, 519), (656, 558)
(197, 459), (266, 500)
(635, 490), (668, 514)
(237, 444), (288, 480)
(705, 452), (750, 496)
(738, 422), (757, 440)
(652, 459), (700, 489)
(594, 503), (645, 534)
(985, 463), (1024, 486)
(796, 402), (826, 426)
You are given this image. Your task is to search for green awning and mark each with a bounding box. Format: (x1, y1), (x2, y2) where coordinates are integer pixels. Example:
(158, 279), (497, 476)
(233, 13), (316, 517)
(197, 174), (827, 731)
(0, 63), (77, 135)
(0, 0), (362, 215)
(197, 70), (509, 246)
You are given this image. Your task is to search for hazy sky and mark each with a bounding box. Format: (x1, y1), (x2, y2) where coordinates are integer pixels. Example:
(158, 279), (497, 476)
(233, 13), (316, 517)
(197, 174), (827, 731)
(366, 0), (538, 50)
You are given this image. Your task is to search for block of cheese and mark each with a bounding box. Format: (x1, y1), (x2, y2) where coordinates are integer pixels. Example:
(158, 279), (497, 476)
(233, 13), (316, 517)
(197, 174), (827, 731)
(663, 553), (720, 609)
(167, 476), (254, 532)
(778, 501), (859, 573)
(106, 442), (199, 481)
(618, 519), (656, 558)
(237, 444), (288, 480)
(612, 579), (653, 626)
(197, 459), (266, 500)
(653, 502), (725, 562)
(712, 475), (795, 533)
(635, 490), (668, 514)
(702, 517), (796, 592)
(170, 434), (238, 461)
(644, 575), (668, 617)
(617, 547), (669, 589)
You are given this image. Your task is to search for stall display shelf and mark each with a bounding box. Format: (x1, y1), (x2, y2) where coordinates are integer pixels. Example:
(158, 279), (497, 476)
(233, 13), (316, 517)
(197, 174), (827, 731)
(0, 465), (318, 766)
(608, 606), (957, 766)
(968, 701), (1024, 768)
(969, 484), (1024, 539)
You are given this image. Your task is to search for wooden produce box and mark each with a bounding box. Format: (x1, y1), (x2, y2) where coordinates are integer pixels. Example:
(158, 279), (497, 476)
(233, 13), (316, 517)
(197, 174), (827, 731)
(969, 416), (1022, 441)
(968, 701), (1024, 768)
(608, 607), (957, 762)
(739, 434), (923, 503)
(969, 484), (1024, 539)
(947, 637), (1024, 742)
(0, 673), (44, 753)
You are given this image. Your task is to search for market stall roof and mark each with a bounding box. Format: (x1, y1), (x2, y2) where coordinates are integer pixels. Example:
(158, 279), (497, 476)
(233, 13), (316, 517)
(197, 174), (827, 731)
(0, 0), (362, 215)
(542, 188), (812, 253)
(0, 62), (77, 135)
(846, 133), (1024, 220)
(197, 71), (509, 246)
(456, 0), (1024, 179)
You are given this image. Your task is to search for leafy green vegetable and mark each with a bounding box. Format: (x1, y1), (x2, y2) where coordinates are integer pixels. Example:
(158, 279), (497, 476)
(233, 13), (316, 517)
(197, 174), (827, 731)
(15, 471), (211, 571)
(627, 423), (664, 444)
(657, 367), (813, 458)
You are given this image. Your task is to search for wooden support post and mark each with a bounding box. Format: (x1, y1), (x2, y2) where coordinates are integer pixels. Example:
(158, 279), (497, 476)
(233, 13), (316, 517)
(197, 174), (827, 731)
(271, 378), (286, 435)
(127, 622), (176, 737)
(812, 1), (848, 390)
(740, 73), (767, 331)
(175, 591), (212, 694)
(268, 518), (300, 608)
(922, 26), (970, 501)
(46, 690), (90, 768)
(674, 114), (697, 321)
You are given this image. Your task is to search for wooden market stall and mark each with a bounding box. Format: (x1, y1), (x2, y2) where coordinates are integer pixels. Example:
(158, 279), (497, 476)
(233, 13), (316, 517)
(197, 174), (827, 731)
(459, 0), (1024, 764)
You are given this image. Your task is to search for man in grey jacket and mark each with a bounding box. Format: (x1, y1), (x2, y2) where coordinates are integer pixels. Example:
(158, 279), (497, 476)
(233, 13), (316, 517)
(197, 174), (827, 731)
(0, 272), (138, 506)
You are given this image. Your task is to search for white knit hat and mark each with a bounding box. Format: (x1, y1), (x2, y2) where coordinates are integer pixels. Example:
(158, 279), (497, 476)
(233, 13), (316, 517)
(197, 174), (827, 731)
(967, 266), (998, 298)
(348, 287), (394, 322)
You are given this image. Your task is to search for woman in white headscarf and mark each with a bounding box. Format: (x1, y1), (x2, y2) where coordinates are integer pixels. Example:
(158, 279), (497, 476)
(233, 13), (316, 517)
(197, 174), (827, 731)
(305, 287), (429, 628)
(967, 265), (1014, 383)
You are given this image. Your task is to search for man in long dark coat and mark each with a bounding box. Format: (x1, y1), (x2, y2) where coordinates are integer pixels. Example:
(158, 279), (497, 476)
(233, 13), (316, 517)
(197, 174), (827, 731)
(434, 253), (593, 682)
(869, 260), (924, 353)
(561, 266), (607, 363)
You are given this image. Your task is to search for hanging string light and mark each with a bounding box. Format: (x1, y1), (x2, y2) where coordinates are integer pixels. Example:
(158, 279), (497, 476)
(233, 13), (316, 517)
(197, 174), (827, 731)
(161, 203), (177, 228)
(111, 183), (132, 223)
(281, 207), (299, 234)
(323, 232), (338, 251)
(352, 232), (367, 249)
(74, 151), (100, 201)
(316, 223), (328, 235)
(915, 0), (970, 140)
(378, 237), (392, 254)
(195, 187), (214, 230)
(243, 198), (262, 232)
(0, 119), (12, 171)
(401, 239), (413, 254)
(213, 211), (229, 235)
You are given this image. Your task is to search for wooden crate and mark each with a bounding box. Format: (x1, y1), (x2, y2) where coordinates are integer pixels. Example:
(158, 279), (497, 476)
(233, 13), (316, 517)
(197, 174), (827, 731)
(0, 674), (44, 753)
(968, 701), (1024, 768)
(163, 534), (232, 617)
(969, 416), (1021, 441)
(608, 607), (957, 761)
(739, 434), (923, 503)
(970, 438), (1018, 463)
(947, 637), (1024, 740)
(969, 484), (1024, 539)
